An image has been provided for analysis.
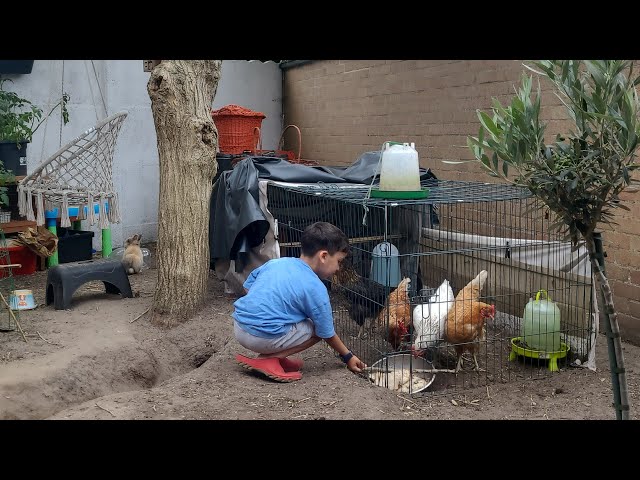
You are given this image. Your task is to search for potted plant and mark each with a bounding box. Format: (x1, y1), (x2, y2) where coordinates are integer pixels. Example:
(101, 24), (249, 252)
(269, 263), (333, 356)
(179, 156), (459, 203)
(0, 168), (16, 222)
(0, 75), (70, 176)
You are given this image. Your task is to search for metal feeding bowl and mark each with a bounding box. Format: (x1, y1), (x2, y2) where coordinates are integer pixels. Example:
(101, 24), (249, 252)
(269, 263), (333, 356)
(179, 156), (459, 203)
(367, 353), (436, 394)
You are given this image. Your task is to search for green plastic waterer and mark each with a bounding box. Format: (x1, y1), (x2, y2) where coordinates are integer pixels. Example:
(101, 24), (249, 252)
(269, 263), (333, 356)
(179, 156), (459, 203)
(521, 289), (562, 352)
(509, 290), (568, 372)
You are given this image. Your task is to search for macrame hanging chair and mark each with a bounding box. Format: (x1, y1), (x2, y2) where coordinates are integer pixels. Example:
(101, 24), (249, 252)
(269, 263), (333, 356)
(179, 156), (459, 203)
(17, 60), (128, 230)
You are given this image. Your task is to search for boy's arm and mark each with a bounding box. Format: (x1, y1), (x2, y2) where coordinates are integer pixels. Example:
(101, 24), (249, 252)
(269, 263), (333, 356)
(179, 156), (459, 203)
(324, 334), (367, 373)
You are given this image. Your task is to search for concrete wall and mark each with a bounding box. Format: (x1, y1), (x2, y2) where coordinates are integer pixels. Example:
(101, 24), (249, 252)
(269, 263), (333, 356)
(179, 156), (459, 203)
(282, 60), (640, 344)
(3, 59), (282, 250)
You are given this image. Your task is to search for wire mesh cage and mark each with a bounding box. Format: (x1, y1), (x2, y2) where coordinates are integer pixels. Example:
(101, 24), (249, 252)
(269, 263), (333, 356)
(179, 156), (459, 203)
(0, 228), (20, 332)
(266, 179), (595, 395)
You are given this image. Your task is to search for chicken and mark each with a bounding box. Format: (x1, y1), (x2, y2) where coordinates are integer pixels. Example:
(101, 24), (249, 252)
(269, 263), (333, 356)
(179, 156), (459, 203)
(331, 255), (393, 337)
(444, 270), (495, 373)
(375, 277), (412, 350)
(412, 279), (455, 356)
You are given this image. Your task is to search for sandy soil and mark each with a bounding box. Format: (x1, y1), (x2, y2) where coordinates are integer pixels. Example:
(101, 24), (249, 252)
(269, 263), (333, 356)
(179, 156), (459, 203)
(0, 246), (638, 420)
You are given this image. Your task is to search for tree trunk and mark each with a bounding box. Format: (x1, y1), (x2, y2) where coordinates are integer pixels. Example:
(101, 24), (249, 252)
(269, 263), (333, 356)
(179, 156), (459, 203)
(585, 235), (630, 420)
(147, 60), (222, 326)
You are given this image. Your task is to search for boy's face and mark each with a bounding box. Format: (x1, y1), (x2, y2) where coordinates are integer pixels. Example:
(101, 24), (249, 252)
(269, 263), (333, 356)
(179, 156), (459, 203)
(315, 250), (348, 280)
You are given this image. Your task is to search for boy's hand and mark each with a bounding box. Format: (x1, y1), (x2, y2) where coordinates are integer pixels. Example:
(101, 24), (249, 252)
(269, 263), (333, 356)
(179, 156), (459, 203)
(347, 355), (367, 373)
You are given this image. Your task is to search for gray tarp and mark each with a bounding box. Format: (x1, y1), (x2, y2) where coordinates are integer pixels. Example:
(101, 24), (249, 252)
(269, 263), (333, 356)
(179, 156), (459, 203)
(209, 153), (437, 271)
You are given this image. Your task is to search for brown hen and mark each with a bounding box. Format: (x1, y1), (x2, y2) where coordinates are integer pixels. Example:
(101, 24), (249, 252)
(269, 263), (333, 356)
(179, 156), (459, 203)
(444, 270), (495, 373)
(375, 277), (412, 350)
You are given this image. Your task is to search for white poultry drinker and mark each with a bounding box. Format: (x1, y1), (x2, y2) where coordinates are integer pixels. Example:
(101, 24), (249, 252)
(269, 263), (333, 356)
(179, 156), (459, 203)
(370, 141), (429, 199)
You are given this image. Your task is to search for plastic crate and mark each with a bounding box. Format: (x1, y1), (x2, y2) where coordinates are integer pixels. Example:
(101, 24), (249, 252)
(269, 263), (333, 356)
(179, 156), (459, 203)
(0, 244), (37, 276)
(57, 227), (95, 264)
(212, 104), (265, 154)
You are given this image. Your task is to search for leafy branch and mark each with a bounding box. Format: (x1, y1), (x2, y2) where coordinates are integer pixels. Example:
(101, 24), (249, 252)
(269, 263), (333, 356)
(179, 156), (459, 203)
(0, 76), (70, 144)
(468, 60), (638, 420)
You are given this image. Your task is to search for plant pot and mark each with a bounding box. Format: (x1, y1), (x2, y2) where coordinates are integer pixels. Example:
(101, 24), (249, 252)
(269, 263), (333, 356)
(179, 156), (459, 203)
(0, 140), (28, 176)
(0, 60), (34, 74)
(0, 210), (10, 223)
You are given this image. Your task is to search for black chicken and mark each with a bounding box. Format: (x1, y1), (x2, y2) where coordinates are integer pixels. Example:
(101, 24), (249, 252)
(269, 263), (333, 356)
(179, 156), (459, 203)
(331, 255), (396, 338)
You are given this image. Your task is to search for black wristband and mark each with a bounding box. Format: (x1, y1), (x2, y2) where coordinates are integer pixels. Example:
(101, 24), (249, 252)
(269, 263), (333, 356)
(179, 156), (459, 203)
(340, 351), (354, 364)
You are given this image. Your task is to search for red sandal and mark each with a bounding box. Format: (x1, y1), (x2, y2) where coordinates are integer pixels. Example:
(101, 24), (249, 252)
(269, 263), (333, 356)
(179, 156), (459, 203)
(279, 357), (304, 372)
(235, 354), (302, 383)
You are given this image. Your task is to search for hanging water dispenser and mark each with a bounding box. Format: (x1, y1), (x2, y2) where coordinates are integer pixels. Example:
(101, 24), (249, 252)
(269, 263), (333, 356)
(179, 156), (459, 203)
(370, 141), (429, 199)
(370, 241), (401, 287)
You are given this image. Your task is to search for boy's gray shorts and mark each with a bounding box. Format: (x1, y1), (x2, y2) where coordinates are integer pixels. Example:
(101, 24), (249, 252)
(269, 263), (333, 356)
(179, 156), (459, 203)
(234, 319), (315, 355)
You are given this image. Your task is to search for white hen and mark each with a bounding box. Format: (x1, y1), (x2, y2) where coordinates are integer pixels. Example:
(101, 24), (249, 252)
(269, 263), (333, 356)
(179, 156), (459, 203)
(412, 279), (455, 353)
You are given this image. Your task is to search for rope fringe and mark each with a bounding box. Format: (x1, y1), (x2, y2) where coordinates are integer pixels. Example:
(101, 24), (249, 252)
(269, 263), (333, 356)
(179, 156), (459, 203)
(17, 186), (27, 217)
(108, 193), (120, 224)
(60, 192), (71, 228)
(25, 189), (35, 222)
(36, 191), (45, 226)
(87, 192), (94, 226)
(77, 201), (86, 220)
(99, 194), (108, 229)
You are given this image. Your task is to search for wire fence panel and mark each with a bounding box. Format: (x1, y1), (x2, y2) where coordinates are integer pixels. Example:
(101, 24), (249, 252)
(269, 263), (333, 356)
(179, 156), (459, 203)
(267, 179), (595, 396)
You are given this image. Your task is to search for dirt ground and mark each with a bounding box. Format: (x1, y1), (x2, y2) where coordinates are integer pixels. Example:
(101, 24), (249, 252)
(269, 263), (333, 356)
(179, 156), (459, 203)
(0, 245), (638, 421)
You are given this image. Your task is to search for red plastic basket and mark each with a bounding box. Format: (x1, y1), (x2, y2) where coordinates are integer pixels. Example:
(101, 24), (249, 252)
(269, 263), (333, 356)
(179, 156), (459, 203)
(212, 104), (266, 154)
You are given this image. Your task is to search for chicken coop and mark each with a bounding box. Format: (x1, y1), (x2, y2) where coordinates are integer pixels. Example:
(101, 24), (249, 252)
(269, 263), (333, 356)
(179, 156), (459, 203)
(266, 178), (597, 394)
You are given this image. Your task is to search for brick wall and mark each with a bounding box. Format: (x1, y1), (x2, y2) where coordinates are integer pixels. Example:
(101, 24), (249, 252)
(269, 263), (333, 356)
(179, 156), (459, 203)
(283, 60), (640, 345)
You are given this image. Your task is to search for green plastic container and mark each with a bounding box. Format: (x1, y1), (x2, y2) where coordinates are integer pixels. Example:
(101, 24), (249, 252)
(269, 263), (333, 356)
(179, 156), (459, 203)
(521, 290), (562, 352)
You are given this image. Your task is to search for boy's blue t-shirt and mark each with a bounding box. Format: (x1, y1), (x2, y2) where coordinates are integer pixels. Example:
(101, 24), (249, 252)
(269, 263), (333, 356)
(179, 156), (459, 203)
(232, 257), (335, 339)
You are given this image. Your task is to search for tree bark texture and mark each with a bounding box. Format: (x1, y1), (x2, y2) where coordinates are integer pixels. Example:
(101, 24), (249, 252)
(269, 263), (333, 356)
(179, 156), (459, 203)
(147, 60), (221, 326)
(585, 236), (630, 420)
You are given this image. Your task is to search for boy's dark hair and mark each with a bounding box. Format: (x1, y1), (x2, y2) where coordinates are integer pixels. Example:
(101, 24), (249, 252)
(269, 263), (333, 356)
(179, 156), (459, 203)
(300, 222), (350, 256)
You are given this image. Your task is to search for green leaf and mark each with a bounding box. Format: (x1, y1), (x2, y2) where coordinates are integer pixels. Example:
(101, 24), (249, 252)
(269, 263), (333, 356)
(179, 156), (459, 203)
(478, 111), (500, 137)
(584, 60), (606, 87)
(622, 166), (630, 184)
(480, 153), (492, 171)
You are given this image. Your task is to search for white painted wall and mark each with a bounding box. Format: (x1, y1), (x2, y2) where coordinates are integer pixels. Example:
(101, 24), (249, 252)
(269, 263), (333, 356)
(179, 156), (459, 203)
(3, 60), (282, 251)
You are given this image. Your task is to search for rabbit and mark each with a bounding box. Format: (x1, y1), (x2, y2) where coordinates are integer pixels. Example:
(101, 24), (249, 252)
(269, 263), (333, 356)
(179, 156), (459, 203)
(122, 234), (144, 275)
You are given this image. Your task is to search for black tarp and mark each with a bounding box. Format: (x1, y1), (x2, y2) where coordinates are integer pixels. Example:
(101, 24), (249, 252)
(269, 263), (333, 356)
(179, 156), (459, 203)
(209, 152), (438, 270)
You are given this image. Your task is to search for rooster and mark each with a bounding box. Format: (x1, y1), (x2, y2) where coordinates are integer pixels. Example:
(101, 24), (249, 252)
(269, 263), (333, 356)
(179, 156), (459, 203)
(375, 277), (412, 350)
(331, 255), (394, 338)
(444, 270), (495, 373)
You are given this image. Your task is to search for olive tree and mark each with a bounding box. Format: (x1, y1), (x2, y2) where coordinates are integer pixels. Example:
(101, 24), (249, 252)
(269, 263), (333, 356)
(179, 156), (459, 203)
(468, 60), (639, 420)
